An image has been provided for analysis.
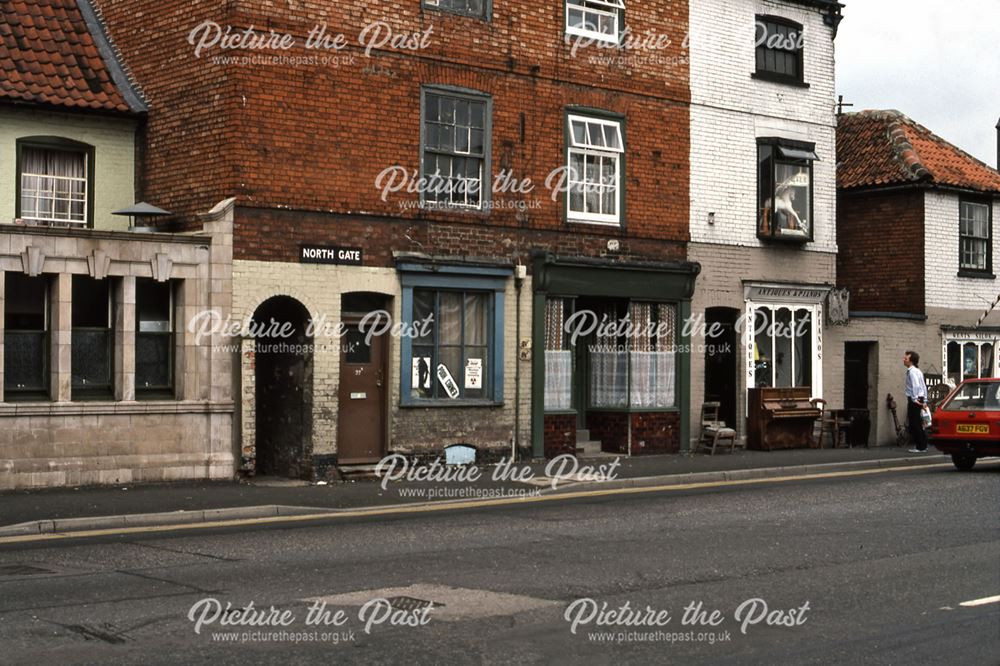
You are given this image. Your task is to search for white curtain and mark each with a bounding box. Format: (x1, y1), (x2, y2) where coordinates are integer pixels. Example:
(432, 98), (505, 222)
(544, 299), (572, 410)
(545, 351), (573, 410)
(629, 351), (676, 408)
(590, 349), (628, 407)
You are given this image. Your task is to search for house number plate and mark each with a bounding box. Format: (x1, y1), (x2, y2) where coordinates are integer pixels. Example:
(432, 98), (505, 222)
(350, 392), (367, 400)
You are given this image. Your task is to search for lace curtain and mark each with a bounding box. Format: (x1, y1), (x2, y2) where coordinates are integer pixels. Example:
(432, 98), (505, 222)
(544, 298), (572, 410)
(628, 303), (676, 408)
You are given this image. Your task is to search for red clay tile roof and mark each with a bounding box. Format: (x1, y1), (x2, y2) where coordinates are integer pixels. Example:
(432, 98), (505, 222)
(0, 0), (136, 113)
(838, 110), (1000, 194)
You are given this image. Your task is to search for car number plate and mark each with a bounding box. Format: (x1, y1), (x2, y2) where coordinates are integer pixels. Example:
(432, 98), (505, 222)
(956, 424), (990, 434)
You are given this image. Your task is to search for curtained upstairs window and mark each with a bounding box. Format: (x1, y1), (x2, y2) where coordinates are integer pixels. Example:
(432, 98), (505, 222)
(19, 145), (88, 225)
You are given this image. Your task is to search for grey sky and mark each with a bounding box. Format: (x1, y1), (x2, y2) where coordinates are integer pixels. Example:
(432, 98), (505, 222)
(836, 0), (1000, 168)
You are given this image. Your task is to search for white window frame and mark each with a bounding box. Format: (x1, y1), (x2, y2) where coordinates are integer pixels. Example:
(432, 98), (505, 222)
(19, 148), (89, 226)
(959, 201), (990, 272)
(566, 114), (624, 226)
(565, 0), (625, 44)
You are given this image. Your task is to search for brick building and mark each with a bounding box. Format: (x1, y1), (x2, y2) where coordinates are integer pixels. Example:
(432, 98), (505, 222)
(92, 0), (701, 476)
(837, 109), (1000, 444)
(686, 0), (844, 445)
(0, 0), (235, 489)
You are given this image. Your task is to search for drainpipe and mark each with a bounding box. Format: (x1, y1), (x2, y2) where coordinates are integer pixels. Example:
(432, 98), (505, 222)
(514, 263), (525, 461)
(995, 117), (999, 170)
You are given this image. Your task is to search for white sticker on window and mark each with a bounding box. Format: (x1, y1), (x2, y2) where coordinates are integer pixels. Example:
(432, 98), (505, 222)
(412, 357), (432, 390)
(437, 364), (460, 399)
(465, 358), (483, 389)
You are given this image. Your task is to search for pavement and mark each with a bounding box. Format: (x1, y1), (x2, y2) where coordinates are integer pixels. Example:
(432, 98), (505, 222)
(0, 463), (996, 664)
(0, 447), (958, 537)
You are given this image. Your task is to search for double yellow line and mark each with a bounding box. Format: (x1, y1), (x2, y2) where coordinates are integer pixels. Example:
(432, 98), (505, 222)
(0, 462), (967, 546)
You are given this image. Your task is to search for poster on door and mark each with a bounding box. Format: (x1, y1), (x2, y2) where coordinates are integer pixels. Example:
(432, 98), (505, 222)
(465, 358), (483, 389)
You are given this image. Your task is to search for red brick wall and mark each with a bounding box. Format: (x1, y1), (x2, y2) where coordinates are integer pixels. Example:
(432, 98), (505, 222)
(91, 0), (241, 217)
(631, 411), (681, 454)
(837, 189), (925, 315)
(94, 1), (691, 253)
(543, 413), (577, 459)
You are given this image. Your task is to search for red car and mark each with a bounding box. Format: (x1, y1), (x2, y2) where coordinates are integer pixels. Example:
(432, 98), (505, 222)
(930, 378), (1000, 470)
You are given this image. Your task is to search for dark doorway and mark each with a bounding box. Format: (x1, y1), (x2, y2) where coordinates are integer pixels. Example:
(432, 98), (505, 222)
(844, 342), (874, 410)
(337, 293), (390, 464)
(253, 296), (313, 478)
(704, 307), (739, 430)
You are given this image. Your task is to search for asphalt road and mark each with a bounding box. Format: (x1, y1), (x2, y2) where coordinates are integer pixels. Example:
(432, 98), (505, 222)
(0, 464), (997, 665)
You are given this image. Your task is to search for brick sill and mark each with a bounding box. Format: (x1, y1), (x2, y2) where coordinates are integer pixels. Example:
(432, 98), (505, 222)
(957, 270), (996, 280)
(0, 400), (235, 417)
(751, 72), (810, 89)
(399, 399), (504, 409)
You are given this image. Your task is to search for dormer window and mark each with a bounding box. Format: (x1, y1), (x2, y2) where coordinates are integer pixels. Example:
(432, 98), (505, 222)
(17, 138), (93, 227)
(757, 138), (817, 243)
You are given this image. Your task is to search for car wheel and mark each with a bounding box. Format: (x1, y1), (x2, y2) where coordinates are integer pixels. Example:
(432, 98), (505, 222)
(951, 453), (976, 471)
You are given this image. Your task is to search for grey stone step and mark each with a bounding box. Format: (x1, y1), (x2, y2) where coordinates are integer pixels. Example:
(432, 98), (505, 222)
(576, 429), (591, 443)
(576, 440), (604, 456)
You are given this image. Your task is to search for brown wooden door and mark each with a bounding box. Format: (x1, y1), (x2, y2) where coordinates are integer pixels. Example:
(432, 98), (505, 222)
(337, 321), (387, 464)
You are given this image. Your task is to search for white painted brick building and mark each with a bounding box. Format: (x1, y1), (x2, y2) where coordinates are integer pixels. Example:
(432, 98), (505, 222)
(688, 0), (844, 446)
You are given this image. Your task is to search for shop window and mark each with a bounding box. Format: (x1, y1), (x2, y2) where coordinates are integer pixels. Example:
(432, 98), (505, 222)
(17, 139), (92, 226)
(410, 290), (492, 401)
(400, 265), (507, 406)
(71, 276), (113, 399)
(136, 279), (174, 398)
(423, 0), (488, 19)
(959, 200), (992, 274)
(754, 16), (805, 85)
(567, 113), (624, 226)
(3, 273), (49, 400)
(589, 301), (677, 409)
(422, 88), (490, 210)
(753, 306), (814, 389)
(565, 0), (625, 44)
(757, 138), (816, 242)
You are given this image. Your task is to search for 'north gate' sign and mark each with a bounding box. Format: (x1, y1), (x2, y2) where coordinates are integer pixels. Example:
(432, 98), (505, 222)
(300, 245), (364, 266)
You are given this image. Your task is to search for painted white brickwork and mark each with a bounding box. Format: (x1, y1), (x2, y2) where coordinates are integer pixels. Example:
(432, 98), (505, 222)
(689, 0), (838, 253)
(924, 191), (1000, 311)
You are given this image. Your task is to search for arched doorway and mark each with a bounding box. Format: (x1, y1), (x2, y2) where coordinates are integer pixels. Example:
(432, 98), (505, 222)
(252, 296), (313, 478)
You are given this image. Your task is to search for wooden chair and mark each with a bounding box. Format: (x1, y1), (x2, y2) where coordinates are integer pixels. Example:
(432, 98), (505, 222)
(699, 401), (738, 455)
(810, 398), (850, 448)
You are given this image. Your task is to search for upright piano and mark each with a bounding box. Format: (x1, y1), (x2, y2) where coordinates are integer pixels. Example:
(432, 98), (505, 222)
(748, 387), (822, 450)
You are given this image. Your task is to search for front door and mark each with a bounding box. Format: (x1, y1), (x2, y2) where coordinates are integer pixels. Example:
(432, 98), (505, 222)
(337, 320), (387, 464)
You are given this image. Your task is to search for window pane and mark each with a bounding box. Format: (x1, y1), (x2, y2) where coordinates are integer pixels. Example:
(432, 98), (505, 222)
(754, 308), (773, 387)
(464, 293), (488, 345)
(774, 308), (793, 388)
(964, 343), (979, 380)
(947, 341), (961, 385)
(758, 144), (774, 235)
(136, 334), (172, 390)
(413, 290), (435, 345)
(72, 276), (110, 328)
(439, 292), (463, 345)
(72, 329), (111, 391)
(137, 279), (171, 332)
(5, 273), (46, 330)
(982, 343), (994, 379)
(438, 345), (463, 398)
(774, 162), (810, 237)
(794, 309), (812, 388)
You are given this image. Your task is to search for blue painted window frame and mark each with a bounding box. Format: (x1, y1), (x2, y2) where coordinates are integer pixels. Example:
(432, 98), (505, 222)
(399, 263), (510, 407)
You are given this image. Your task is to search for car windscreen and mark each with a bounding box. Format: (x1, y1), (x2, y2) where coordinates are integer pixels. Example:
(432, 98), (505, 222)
(942, 381), (1000, 411)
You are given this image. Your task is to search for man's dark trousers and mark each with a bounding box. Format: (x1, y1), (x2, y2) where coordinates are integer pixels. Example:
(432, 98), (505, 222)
(907, 399), (928, 451)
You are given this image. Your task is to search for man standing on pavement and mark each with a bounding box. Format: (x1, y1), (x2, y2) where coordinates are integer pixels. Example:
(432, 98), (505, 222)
(903, 351), (929, 453)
